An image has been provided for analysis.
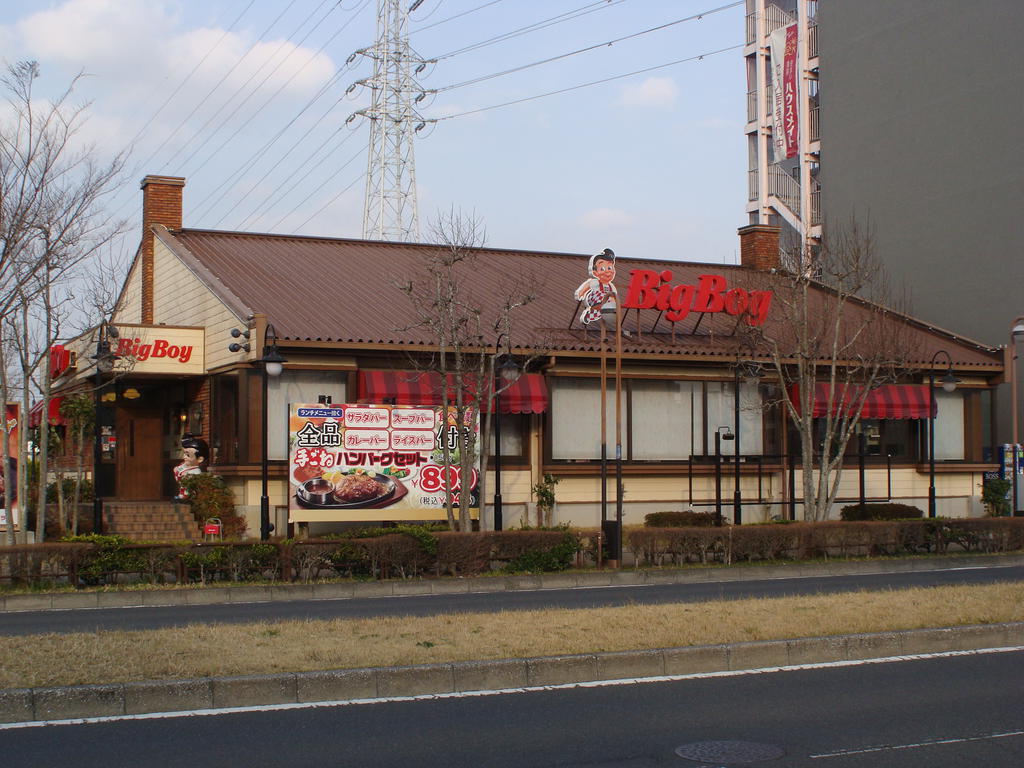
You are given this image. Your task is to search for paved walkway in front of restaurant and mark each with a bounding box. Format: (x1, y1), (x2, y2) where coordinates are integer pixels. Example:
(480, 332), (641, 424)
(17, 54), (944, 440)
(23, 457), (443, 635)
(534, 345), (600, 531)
(2, 553), (1024, 725)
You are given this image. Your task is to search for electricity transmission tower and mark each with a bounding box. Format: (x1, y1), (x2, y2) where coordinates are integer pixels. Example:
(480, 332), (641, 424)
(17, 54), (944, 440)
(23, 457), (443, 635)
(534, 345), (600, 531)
(350, 0), (432, 242)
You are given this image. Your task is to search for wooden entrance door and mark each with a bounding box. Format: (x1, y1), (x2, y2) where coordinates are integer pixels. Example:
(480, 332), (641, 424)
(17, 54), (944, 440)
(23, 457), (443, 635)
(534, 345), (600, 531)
(115, 405), (164, 500)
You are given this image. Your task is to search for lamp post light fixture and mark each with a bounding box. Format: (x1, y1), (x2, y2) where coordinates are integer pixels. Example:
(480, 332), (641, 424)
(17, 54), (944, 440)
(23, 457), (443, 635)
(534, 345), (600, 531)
(91, 320), (119, 534)
(714, 425), (734, 525)
(732, 363), (761, 525)
(1010, 318), (1024, 516)
(259, 324), (287, 540)
(492, 336), (520, 532)
(927, 349), (957, 518)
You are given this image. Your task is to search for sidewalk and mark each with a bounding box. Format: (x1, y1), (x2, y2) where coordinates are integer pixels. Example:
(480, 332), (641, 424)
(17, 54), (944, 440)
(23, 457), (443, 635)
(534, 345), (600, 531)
(2, 553), (1023, 725)
(6, 552), (1024, 613)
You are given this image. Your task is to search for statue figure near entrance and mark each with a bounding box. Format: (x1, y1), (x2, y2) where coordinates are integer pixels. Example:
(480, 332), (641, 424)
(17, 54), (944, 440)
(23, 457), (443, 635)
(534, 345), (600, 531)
(173, 436), (209, 500)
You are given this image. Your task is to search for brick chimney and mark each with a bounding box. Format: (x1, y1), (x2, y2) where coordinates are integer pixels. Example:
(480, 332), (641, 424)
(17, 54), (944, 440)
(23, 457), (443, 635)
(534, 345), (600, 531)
(737, 223), (781, 271)
(139, 175), (185, 323)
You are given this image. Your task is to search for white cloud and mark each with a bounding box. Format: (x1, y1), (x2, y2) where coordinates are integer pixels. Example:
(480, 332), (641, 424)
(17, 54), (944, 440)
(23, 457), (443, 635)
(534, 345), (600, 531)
(7, 0), (335, 99)
(618, 77), (679, 109)
(579, 208), (635, 230)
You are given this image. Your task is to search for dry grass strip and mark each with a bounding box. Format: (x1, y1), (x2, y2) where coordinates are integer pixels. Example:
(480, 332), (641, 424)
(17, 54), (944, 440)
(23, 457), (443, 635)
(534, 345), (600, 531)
(4, 583), (1024, 689)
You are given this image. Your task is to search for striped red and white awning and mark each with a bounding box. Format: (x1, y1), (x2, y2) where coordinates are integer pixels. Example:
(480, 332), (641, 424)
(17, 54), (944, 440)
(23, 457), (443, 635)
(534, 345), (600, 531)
(357, 370), (548, 414)
(789, 383), (935, 420)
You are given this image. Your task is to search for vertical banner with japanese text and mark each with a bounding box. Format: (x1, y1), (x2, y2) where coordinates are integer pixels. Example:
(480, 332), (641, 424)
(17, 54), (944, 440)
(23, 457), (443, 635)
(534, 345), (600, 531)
(288, 403), (480, 522)
(770, 22), (799, 162)
(1, 403), (19, 528)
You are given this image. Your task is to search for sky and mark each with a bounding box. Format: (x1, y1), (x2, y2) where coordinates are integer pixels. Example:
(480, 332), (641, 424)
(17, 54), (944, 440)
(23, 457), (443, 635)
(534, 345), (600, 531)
(0, 0), (748, 269)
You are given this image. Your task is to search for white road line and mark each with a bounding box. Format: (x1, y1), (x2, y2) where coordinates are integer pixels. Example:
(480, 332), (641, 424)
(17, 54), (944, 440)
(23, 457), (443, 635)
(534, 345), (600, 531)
(810, 729), (1024, 758)
(2, 645), (1023, 731)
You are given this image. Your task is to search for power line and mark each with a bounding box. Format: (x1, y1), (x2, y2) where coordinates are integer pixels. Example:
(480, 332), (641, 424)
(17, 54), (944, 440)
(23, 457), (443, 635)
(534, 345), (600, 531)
(268, 141), (367, 231)
(431, 0), (625, 61)
(190, 0), (372, 224)
(165, 0), (341, 175)
(433, 1), (743, 93)
(410, 0), (506, 32)
(189, 68), (348, 224)
(206, 81), (350, 228)
(291, 168), (366, 234)
(135, 0), (304, 174)
(433, 42), (744, 121)
(235, 119), (362, 230)
(122, 0), (258, 163)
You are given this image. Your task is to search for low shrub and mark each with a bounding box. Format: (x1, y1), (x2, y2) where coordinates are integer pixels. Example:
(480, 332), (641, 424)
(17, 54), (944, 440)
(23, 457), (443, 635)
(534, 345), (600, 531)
(179, 473), (246, 538)
(839, 503), (924, 521)
(644, 510), (722, 528)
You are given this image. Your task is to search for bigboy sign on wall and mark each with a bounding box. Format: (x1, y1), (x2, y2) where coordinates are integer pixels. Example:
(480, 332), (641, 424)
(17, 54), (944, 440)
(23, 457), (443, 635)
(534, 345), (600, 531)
(113, 325), (204, 375)
(288, 403), (480, 523)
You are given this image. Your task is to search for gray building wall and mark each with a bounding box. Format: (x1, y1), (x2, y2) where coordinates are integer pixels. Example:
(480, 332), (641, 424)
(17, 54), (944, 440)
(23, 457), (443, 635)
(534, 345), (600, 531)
(818, 0), (1024, 443)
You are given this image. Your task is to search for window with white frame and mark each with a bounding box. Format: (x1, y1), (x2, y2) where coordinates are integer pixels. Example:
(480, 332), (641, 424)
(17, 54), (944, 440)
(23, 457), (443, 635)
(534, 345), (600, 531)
(705, 381), (764, 457)
(549, 377), (764, 461)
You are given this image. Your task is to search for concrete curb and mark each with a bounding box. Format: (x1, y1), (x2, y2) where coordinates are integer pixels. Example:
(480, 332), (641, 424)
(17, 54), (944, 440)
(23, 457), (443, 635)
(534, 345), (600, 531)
(2, 622), (1021, 724)
(4, 553), (1024, 613)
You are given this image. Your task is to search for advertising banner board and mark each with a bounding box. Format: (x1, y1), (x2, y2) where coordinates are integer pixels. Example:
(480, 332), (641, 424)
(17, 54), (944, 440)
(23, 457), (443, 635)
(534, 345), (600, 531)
(288, 403), (480, 523)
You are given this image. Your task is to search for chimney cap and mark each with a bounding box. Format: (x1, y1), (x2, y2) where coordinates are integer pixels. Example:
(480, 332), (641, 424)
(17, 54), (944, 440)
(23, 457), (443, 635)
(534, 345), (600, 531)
(140, 175), (185, 189)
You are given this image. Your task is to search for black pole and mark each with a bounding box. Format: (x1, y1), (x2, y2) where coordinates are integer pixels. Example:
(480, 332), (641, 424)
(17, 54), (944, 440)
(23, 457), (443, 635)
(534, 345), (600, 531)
(733, 369), (742, 525)
(858, 428), (866, 507)
(92, 364), (103, 534)
(714, 430), (722, 524)
(493, 378), (503, 531)
(260, 363), (271, 540)
(788, 452), (796, 521)
(928, 369), (936, 518)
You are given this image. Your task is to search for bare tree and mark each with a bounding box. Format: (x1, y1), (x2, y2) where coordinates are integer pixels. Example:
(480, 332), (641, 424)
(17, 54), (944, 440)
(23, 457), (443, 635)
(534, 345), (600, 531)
(745, 220), (911, 521)
(0, 61), (126, 543)
(398, 209), (536, 531)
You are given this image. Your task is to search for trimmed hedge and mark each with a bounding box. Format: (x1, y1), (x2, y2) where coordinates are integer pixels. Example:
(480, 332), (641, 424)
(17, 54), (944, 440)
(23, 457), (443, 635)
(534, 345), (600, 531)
(840, 503), (924, 521)
(0, 529), (582, 588)
(626, 518), (1024, 566)
(644, 510), (722, 528)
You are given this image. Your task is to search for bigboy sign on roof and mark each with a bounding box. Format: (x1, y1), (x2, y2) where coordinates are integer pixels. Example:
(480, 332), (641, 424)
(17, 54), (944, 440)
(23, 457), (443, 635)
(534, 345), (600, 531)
(622, 270), (773, 326)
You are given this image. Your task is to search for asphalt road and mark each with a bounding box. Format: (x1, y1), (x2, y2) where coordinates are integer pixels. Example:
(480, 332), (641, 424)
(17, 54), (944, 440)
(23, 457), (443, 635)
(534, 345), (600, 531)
(3, 563), (1023, 636)
(4, 648), (1023, 767)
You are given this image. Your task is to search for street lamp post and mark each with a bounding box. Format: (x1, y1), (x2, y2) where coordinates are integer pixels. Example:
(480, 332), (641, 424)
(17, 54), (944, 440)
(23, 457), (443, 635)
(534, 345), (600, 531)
(1010, 318), (1024, 516)
(91, 321), (119, 535)
(492, 338), (520, 532)
(928, 350), (957, 518)
(714, 426), (734, 524)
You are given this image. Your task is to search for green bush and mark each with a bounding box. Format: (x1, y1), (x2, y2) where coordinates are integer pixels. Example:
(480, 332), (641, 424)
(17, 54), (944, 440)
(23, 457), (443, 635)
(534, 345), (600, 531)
(982, 478), (1012, 516)
(505, 525), (578, 572)
(179, 473), (246, 538)
(839, 503), (924, 521)
(60, 533), (146, 583)
(644, 510), (722, 527)
(47, 477), (93, 503)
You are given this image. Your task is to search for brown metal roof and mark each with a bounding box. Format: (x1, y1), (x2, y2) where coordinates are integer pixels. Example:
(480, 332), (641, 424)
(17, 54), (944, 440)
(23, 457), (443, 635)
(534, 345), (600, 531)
(164, 228), (1002, 371)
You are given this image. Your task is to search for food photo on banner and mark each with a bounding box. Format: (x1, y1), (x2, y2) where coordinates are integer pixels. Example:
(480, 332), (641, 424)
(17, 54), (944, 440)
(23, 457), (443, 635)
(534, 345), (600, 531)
(288, 403), (480, 522)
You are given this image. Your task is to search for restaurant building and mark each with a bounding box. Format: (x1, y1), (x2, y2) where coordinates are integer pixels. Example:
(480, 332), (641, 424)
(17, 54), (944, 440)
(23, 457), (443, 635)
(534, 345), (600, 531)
(49, 176), (1005, 538)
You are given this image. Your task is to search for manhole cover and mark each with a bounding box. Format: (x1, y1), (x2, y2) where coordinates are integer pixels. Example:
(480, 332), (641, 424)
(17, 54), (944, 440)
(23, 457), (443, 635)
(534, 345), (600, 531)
(674, 740), (786, 764)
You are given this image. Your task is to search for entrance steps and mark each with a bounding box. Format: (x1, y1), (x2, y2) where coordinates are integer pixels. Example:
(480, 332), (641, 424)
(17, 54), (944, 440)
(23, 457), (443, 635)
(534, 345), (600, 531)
(103, 502), (201, 543)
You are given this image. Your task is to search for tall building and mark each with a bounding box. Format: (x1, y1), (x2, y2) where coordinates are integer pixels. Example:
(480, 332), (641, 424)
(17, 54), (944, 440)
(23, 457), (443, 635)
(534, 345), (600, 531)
(745, 0), (1024, 446)
(743, 0), (819, 256)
